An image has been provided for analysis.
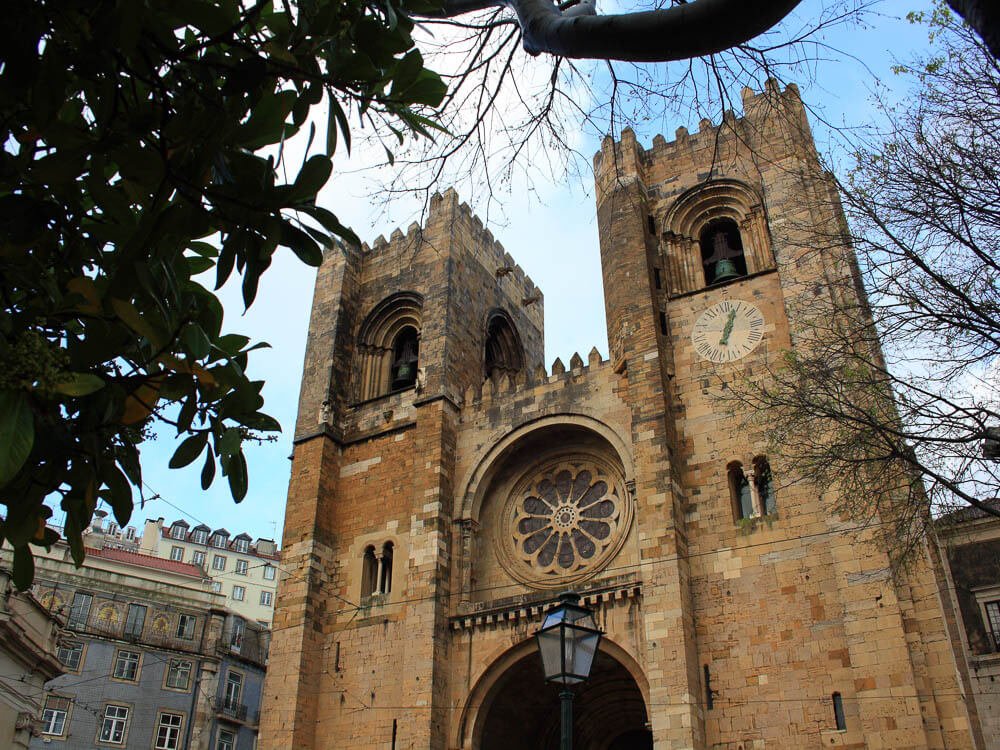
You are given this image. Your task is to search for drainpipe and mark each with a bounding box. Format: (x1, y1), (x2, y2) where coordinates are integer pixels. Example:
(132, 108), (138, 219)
(185, 659), (204, 749)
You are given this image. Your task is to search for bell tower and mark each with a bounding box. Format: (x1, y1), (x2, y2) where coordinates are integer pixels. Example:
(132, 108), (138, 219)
(593, 80), (977, 748)
(260, 189), (544, 749)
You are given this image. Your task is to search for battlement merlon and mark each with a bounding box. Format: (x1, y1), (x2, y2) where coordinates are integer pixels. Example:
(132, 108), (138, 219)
(460, 347), (611, 413)
(349, 188), (543, 334)
(593, 80), (817, 203)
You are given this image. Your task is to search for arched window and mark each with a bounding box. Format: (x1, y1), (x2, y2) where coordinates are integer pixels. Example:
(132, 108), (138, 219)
(753, 456), (776, 515)
(728, 462), (754, 520)
(699, 218), (747, 285)
(483, 310), (524, 381)
(379, 542), (394, 596)
(660, 180), (775, 295)
(356, 293), (423, 400)
(361, 546), (378, 603)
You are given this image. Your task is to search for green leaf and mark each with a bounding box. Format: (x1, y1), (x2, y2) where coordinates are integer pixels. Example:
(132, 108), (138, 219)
(290, 155), (332, 202)
(327, 95), (351, 156)
(181, 323), (212, 360)
(217, 426), (242, 458)
(52, 373), (106, 397)
(216, 334), (251, 356)
(12, 546), (35, 591)
(201, 445), (216, 490)
(0, 391), (34, 487)
(103, 465), (134, 527)
(227, 450), (248, 502)
(280, 220), (324, 266)
(64, 512), (86, 568)
(169, 433), (208, 469)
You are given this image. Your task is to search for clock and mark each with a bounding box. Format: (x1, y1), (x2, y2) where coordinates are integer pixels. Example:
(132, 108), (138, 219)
(691, 299), (765, 363)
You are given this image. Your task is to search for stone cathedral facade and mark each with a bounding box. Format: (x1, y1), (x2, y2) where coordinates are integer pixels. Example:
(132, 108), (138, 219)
(259, 83), (981, 749)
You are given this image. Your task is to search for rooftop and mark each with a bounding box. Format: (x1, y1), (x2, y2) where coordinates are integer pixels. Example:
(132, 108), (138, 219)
(87, 545), (206, 578)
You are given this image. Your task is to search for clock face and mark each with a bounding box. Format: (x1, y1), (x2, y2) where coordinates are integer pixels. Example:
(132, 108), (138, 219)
(691, 300), (765, 363)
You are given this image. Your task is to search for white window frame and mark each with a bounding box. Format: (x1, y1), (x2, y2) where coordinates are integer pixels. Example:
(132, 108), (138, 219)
(192, 529), (208, 544)
(170, 546), (184, 561)
(176, 613), (196, 640)
(212, 554), (227, 571)
(124, 603), (146, 639)
(212, 534), (229, 548)
(232, 585), (246, 601)
(224, 670), (244, 709)
(229, 617), (245, 651)
(263, 564), (276, 580)
(112, 649), (141, 681)
(57, 641), (84, 671)
(260, 591), (273, 607)
(164, 658), (193, 691)
(234, 538), (250, 553)
(235, 559), (249, 575)
(154, 711), (184, 750)
(41, 696), (70, 736)
(98, 704), (130, 745)
(216, 728), (236, 750)
(211, 581), (222, 593)
(170, 524), (187, 540)
(192, 550), (206, 566)
(68, 591), (93, 629)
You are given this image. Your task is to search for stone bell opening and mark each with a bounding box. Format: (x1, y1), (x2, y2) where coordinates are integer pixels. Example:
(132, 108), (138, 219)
(475, 648), (651, 750)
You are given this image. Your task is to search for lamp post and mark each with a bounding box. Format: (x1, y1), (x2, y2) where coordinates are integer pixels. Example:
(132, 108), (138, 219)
(536, 592), (603, 750)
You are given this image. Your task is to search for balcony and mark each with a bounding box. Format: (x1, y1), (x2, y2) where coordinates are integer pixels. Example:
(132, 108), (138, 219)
(216, 629), (269, 667)
(212, 698), (258, 727)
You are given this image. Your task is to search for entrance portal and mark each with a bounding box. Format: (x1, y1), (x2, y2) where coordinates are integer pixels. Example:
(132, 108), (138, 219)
(476, 648), (651, 750)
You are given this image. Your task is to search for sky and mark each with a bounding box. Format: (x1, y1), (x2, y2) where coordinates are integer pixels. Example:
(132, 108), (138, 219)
(107, 0), (940, 545)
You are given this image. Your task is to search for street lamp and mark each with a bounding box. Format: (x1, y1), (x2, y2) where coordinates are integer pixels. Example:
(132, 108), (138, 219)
(536, 592), (603, 750)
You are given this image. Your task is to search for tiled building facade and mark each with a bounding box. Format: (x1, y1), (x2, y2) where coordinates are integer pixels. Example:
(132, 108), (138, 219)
(4, 533), (269, 750)
(260, 83), (982, 749)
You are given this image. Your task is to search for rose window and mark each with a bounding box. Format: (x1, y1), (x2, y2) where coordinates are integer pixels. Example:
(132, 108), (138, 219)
(499, 458), (631, 587)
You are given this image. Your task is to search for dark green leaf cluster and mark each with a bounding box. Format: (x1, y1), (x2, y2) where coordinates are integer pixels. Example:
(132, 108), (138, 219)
(0, 0), (445, 588)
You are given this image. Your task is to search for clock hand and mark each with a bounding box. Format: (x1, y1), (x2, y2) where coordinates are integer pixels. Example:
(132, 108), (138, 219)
(719, 308), (737, 345)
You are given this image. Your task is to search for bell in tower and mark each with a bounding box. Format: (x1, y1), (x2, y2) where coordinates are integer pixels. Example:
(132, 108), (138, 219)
(700, 218), (747, 284)
(390, 327), (419, 391)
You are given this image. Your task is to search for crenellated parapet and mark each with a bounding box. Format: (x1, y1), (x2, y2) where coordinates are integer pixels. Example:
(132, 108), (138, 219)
(355, 187), (544, 337)
(460, 346), (611, 413)
(594, 79), (816, 207)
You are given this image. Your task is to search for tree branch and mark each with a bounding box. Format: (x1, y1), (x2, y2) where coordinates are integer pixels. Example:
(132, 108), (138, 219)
(424, 0), (804, 62)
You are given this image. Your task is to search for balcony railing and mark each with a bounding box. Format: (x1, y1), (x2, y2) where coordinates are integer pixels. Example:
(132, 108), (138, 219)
(212, 698), (258, 726)
(216, 631), (269, 666)
(66, 617), (200, 653)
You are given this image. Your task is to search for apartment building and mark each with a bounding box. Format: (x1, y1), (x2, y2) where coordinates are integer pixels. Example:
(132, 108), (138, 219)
(1, 530), (268, 750)
(140, 519), (280, 627)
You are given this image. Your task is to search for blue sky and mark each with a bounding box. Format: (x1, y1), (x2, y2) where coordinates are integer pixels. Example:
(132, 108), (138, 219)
(101, 0), (939, 544)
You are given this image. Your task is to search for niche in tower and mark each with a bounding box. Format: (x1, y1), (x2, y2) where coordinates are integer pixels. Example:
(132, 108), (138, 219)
(356, 292), (423, 401)
(659, 179), (775, 295)
(484, 310), (524, 381)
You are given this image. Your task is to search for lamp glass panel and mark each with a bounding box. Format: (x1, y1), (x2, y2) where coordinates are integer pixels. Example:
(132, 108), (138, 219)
(571, 630), (600, 678)
(537, 628), (565, 681)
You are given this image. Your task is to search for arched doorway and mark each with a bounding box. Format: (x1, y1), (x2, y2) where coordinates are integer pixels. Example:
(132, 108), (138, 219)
(473, 646), (651, 750)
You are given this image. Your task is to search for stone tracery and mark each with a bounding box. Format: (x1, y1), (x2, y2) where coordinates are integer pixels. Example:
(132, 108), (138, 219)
(498, 456), (631, 588)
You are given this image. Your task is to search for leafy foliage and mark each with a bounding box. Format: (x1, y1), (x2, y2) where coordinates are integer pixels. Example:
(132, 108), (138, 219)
(0, 0), (445, 588)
